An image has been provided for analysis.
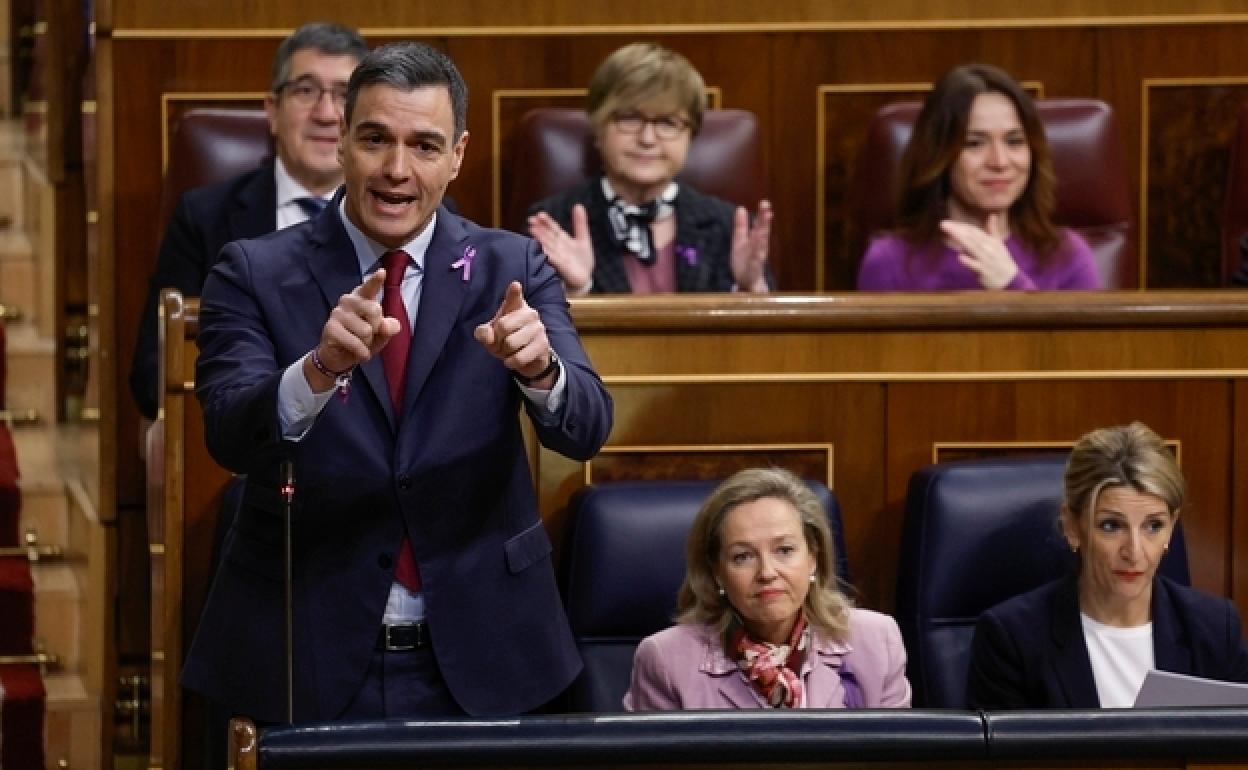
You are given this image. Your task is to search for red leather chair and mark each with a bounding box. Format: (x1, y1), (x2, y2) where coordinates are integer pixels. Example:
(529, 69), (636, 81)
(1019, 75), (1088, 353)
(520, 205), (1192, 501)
(1220, 102), (1248, 285)
(158, 107), (273, 230)
(852, 99), (1137, 288)
(503, 107), (763, 234)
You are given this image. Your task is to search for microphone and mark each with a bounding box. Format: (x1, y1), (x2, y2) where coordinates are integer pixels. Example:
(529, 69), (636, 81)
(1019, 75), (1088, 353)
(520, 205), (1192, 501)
(280, 458), (295, 724)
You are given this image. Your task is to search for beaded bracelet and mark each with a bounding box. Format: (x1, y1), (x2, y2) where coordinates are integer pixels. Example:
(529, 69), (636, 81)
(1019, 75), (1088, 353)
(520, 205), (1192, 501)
(310, 347), (355, 401)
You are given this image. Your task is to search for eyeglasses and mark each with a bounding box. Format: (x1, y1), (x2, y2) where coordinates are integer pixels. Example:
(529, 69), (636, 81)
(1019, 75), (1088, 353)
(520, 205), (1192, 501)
(610, 112), (690, 139)
(277, 77), (349, 109)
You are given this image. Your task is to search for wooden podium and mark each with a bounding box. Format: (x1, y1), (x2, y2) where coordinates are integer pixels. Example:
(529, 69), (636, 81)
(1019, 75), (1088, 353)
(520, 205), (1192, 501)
(152, 290), (1248, 770)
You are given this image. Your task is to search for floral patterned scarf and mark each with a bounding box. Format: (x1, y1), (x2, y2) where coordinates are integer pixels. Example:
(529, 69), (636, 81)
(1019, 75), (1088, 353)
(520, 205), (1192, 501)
(725, 611), (810, 708)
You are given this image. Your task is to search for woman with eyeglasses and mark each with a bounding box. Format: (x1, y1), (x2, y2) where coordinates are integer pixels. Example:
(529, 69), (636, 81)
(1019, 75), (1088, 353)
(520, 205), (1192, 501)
(527, 43), (772, 295)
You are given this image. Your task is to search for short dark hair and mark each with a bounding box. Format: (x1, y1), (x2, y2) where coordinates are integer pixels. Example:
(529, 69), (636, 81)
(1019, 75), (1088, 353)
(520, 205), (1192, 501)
(344, 42), (469, 139)
(270, 22), (368, 92)
(896, 63), (1059, 256)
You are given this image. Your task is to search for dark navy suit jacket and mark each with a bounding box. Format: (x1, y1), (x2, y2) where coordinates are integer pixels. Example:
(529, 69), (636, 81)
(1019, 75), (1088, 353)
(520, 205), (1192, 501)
(966, 574), (1248, 708)
(130, 162), (277, 418)
(531, 180), (749, 294)
(181, 199), (613, 722)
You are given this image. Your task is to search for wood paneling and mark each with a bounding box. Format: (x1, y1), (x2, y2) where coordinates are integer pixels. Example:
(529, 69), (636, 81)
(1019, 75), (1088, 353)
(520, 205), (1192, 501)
(155, 292), (1248, 769)
(101, 18), (1248, 510)
(104, 1), (1248, 33)
(1145, 80), (1248, 287)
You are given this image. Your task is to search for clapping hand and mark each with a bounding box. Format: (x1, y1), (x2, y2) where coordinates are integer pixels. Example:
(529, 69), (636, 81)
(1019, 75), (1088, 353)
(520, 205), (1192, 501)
(528, 204), (594, 295)
(940, 213), (1019, 289)
(730, 199), (772, 293)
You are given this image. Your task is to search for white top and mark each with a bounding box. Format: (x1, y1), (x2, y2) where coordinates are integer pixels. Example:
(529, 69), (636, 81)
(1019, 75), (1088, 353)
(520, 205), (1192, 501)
(1081, 613), (1154, 708)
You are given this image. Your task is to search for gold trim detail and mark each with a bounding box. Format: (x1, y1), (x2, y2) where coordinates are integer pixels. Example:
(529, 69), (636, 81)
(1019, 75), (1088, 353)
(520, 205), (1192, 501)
(931, 438), (1181, 465)
(930, 439), (1074, 465)
(0, 652), (58, 667)
(601, 368), (1248, 385)
(584, 442), (834, 489)
(0, 409), (41, 427)
(110, 16), (1248, 40)
(1138, 76), (1248, 289)
(815, 82), (930, 290)
(491, 88), (586, 228)
(160, 92), (268, 173)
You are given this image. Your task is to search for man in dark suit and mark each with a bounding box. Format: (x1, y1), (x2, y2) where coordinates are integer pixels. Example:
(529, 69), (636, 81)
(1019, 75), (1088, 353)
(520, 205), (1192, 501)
(129, 22), (367, 419)
(182, 41), (613, 722)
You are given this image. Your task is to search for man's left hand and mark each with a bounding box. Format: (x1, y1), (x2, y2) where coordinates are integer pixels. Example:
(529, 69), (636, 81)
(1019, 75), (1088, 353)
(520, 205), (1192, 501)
(474, 281), (557, 388)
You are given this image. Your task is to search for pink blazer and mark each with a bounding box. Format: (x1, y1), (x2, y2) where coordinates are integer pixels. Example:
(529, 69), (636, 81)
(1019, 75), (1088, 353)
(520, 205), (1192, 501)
(623, 608), (912, 710)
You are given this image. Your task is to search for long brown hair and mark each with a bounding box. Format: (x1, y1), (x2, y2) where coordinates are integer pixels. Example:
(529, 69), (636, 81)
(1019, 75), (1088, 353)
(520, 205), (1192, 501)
(896, 63), (1060, 256)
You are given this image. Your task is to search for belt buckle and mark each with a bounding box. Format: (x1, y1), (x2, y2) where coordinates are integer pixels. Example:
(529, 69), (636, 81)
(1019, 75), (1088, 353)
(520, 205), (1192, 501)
(385, 624), (417, 652)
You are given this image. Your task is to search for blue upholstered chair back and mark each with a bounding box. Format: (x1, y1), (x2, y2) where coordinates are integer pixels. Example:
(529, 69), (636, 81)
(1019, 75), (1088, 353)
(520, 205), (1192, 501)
(561, 478), (848, 712)
(895, 454), (1190, 708)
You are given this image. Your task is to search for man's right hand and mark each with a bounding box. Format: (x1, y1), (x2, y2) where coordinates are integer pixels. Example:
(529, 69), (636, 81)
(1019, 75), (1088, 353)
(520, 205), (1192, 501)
(304, 268), (402, 392)
(528, 204), (595, 295)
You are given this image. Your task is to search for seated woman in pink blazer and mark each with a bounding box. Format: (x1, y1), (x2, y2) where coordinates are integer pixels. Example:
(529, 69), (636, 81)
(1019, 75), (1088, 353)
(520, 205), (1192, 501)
(624, 468), (912, 710)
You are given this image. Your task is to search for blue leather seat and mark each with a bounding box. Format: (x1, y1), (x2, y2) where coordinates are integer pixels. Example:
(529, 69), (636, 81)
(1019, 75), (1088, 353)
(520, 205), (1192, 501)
(895, 454), (1190, 708)
(561, 478), (849, 712)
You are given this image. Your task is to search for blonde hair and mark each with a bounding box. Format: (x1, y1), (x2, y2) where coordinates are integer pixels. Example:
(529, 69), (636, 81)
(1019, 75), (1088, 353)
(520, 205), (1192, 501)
(1064, 421), (1185, 522)
(675, 468), (852, 640)
(587, 43), (706, 136)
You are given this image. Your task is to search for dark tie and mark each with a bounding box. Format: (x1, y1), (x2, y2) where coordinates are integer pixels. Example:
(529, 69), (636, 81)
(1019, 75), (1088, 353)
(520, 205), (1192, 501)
(294, 196), (328, 219)
(380, 249), (422, 592)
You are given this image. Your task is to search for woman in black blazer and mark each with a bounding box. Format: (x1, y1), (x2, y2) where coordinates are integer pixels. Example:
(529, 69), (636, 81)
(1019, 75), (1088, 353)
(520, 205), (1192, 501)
(966, 422), (1248, 708)
(527, 43), (772, 296)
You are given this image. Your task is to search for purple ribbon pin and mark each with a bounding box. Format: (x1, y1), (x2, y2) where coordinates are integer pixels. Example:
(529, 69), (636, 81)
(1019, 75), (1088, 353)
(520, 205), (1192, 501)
(451, 245), (476, 282)
(676, 244), (698, 267)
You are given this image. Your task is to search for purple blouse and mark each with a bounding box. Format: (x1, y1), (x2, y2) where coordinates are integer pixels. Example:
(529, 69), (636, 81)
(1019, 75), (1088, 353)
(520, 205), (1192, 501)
(856, 230), (1101, 291)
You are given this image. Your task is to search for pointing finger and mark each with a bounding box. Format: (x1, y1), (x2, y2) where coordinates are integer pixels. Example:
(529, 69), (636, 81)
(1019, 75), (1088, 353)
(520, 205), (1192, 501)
(498, 281), (526, 318)
(356, 268), (387, 301)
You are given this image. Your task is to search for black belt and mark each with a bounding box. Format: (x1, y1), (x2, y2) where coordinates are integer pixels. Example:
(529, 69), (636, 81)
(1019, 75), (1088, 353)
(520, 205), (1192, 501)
(377, 621), (430, 651)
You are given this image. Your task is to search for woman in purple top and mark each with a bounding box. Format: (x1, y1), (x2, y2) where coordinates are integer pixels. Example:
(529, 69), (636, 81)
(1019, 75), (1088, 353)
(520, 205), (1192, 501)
(857, 64), (1101, 291)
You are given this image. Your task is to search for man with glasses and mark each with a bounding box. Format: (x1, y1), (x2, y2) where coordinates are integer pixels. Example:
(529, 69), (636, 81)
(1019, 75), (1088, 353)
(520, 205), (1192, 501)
(130, 22), (367, 420)
(528, 43), (773, 296)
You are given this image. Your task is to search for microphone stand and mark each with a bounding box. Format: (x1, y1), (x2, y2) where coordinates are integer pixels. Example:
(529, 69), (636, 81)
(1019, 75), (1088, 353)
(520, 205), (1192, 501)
(280, 459), (296, 725)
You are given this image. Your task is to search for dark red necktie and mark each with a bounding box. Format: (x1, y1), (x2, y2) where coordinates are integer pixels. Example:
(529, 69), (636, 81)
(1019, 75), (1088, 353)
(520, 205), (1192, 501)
(380, 249), (422, 592)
